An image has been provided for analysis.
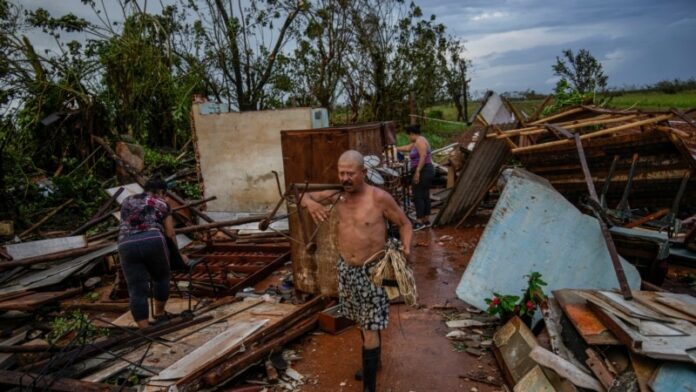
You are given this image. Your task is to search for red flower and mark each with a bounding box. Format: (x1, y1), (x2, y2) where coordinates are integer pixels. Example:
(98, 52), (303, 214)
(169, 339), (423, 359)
(526, 300), (534, 311)
(491, 297), (500, 306)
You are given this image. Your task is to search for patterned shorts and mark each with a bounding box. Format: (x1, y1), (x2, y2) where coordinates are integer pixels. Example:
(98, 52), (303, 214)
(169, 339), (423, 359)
(337, 256), (389, 331)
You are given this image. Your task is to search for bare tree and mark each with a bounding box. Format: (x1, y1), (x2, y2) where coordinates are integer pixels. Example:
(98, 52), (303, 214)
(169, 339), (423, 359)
(443, 39), (471, 122)
(182, 0), (304, 111)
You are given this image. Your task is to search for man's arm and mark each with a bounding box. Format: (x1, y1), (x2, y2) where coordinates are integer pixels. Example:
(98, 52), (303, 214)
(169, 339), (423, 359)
(301, 190), (340, 224)
(378, 190), (413, 256)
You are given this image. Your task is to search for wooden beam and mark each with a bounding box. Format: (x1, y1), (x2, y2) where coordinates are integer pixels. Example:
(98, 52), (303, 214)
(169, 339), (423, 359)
(529, 346), (605, 391)
(490, 113), (623, 139)
(625, 209), (669, 228)
(528, 106), (586, 125)
(512, 114), (673, 154)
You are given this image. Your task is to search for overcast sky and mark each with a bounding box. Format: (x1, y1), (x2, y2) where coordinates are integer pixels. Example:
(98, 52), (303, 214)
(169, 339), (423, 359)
(420, 0), (696, 94)
(18, 0), (696, 96)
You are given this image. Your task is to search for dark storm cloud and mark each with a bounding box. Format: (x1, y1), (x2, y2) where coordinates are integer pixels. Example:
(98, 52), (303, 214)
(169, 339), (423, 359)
(418, 0), (696, 93)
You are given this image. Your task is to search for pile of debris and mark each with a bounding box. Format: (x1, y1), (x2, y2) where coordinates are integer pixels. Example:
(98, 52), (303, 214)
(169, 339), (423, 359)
(491, 288), (696, 391)
(0, 130), (335, 390)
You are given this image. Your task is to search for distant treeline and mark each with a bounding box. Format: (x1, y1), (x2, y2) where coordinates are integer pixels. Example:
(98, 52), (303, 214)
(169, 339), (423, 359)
(608, 78), (696, 95)
(497, 78), (696, 101)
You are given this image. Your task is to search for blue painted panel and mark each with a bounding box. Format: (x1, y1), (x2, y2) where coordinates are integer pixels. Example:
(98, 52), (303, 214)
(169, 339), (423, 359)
(650, 362), (696, 392)
(456, 169), (642, 311)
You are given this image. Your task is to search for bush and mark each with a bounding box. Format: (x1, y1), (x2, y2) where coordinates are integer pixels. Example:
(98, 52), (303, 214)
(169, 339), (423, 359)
(427, 110), (444, 120)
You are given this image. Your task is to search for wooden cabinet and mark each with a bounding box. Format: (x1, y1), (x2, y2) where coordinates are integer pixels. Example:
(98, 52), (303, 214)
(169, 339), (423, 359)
(280, 122), (392, 188)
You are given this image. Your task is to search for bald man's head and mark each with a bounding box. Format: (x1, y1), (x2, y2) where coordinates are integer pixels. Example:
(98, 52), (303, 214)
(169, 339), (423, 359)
(338, 150), (364, 168)
(338, 150), (366, 193)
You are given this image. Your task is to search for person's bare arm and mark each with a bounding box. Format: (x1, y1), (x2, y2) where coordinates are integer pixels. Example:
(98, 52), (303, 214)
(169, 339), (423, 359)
(164, 215), (188, 263)
(378, 190), (413, 256)
(164, 215), (177, 245)
(301, 190), (341, 224)
(396, 142), (414, 152)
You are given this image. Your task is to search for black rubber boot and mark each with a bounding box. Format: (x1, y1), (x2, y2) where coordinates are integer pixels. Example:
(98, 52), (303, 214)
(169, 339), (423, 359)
(355, 346), (380, 381)
(362, 347), (379, 392)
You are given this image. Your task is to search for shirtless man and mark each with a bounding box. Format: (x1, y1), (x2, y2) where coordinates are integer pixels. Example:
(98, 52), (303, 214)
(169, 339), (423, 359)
(302, 150), (413, 392)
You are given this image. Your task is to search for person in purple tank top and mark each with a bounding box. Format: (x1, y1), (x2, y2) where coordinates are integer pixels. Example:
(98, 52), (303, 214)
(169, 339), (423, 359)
(397, 124), (434, 230)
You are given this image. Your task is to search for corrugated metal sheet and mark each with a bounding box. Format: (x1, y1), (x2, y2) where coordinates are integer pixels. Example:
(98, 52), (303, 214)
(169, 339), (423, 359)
(434, 134), (511, 226)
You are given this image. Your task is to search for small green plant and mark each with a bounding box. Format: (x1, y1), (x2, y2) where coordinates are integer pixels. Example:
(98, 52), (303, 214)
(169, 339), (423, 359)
(451, 341), (467, 352)
(144, 147), (182, 172)
(177, 181), (201, 199)
(48, 310), (110, 345)
(83, 291), (100, 302)
(485, 272), (548, 322)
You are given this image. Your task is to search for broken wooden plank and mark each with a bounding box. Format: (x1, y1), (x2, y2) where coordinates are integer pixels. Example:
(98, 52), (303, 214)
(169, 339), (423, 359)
(0, 329), (26, 369)
(4, 236), (86, 260)
(0, 287), (82, 311)
(529, 346), (605, 391)
(585, 348), (615, 390)
(655, 292), (696, 319)
(629, 353), (658, 392)
(582, 291), (688, 337)
(597, 290), (673, 323)
(446, 319), (489, 328)
(0, 369), (136, 392)
(625, 208), (669, 228)
(512, 114), (674, 154)
(543, 297), (590, 372)
(587, 298), (696, 363)
(152, 320), (267, 381)
(513, 365), (577, 392)
(554, 290), (620, 346)
(492, 316), (539, 386)
(631, 291), (696, 323)
(545, 124), (575, 139)
(112, 298), (200, 328)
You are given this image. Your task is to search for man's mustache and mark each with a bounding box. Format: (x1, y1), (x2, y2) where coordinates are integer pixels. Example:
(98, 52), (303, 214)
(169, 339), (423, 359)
(342, 181), (353, 187)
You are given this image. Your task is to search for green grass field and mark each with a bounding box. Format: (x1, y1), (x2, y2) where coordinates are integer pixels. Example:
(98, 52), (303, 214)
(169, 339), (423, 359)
(606, 90), (696, 111)
(333, 90), (696, 150)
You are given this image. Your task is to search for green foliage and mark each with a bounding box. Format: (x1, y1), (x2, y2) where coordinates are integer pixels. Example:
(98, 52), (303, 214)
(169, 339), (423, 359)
(552, 48), (608, 94)
(83, 291), (100, 302)
(606, 90), (696, 110)
(176, 181), (201, 200)
(542, 79), (611, 115)
(484, 272), (548, 321)
(48, 310), (110, 346)
(427, 110), (443, 119)
(144, 147), (183, 173)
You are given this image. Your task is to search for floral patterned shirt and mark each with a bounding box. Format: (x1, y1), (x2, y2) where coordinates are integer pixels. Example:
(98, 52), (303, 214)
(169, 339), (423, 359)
(118, 193), (171, 240)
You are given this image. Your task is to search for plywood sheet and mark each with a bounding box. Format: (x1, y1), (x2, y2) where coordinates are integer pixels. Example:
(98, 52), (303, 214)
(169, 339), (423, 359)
(655, 292), (696, 319)
(151, 319), (266, 381)
(112, 298), (199, 327)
